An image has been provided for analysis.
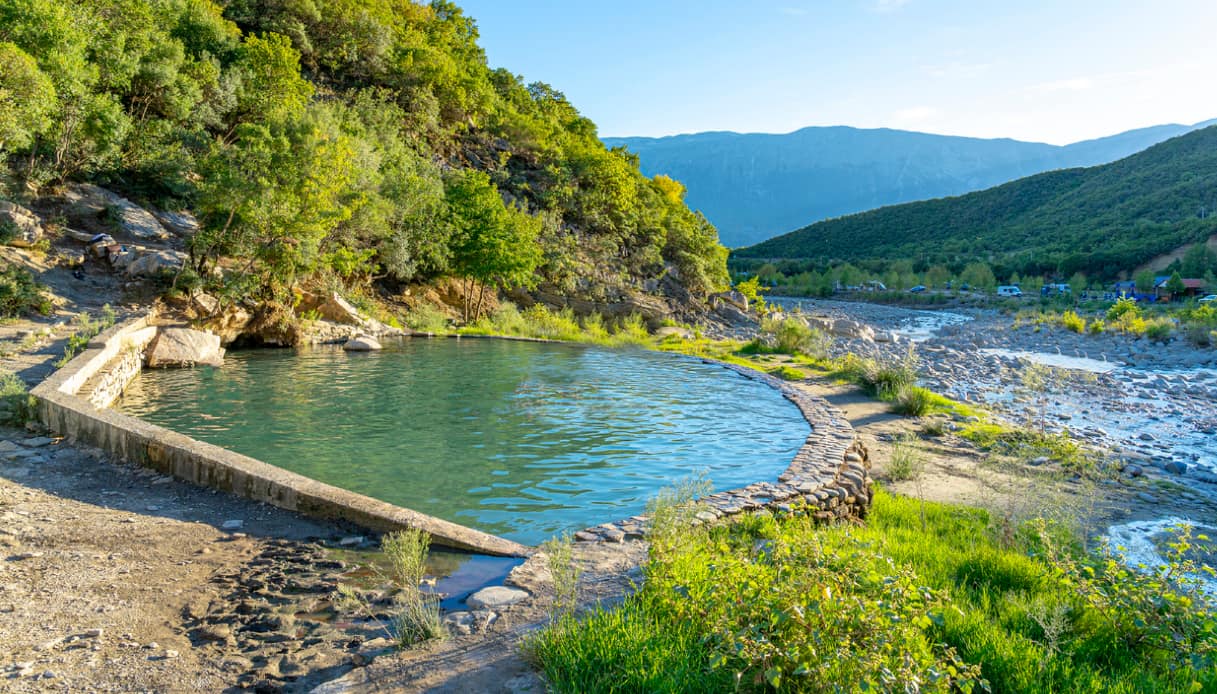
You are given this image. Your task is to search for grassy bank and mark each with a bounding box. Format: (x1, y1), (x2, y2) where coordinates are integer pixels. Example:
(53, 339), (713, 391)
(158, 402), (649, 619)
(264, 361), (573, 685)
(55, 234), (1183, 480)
(529, 490), (1217, 693)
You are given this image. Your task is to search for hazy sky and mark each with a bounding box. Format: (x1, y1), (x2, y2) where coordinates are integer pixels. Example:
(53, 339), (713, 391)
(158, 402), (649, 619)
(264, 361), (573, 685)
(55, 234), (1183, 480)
(458, 0), (1217, 144)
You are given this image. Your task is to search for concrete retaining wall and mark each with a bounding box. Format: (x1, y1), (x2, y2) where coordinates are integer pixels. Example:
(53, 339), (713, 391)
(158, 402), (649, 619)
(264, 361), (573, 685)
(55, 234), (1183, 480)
(30, 319), (531, 557)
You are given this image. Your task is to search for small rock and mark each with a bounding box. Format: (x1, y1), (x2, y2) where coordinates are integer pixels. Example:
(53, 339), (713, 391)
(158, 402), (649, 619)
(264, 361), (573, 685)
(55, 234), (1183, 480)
(82, 628), (103, 638)
(221, 520), (243, 531)
(164, 650), (179, 659)
(337, 536), (364, 547)
(466, 586), (529, 610)
(1164, 461), (1188, 475)
(22, 437), (54, 448)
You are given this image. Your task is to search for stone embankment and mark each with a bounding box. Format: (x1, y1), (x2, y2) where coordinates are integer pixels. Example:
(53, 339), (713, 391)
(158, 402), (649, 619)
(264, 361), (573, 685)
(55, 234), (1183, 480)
(575, 363), (871, 543)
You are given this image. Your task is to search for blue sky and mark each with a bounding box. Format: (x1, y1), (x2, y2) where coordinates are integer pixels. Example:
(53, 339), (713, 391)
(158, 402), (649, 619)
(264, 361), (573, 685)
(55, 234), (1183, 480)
(458, 0), (1217, 144)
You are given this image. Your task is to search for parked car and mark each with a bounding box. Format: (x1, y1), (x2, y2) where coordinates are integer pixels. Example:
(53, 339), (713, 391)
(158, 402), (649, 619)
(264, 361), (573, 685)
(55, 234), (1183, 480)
(1200, 295), (1217, 304)
(997, 285), (1023, 297)
(909, 285), (927, 293)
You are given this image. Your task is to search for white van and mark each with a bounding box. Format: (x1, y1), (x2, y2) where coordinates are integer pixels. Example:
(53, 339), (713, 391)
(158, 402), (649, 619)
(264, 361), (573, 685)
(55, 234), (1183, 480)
(997, 285), (1023, 297)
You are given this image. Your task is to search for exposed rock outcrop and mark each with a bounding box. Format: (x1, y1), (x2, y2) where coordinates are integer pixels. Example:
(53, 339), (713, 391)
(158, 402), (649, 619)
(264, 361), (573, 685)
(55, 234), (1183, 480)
(61, 184), (170, 240)
(145, 328), (225, 368)
(0, 201), (43, 247)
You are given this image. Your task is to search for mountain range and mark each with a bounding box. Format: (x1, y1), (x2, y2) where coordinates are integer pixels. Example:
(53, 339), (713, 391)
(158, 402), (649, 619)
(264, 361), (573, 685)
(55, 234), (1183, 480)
(604, 119), (1217, 248)
(733, 125), (1217, 280)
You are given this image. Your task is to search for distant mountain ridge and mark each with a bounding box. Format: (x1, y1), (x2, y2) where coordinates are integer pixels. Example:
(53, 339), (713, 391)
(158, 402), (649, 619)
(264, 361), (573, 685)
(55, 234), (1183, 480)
(604, 119), (1217, 248)
(732, 125), (1217, 280)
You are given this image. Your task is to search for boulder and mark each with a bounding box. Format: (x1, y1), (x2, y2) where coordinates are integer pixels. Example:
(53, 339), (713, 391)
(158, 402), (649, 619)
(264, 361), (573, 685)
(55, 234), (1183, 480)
(298, 291), (364, 325)
(466, 586), (529, 610)
(145, 328), (225, 368)
(152, 210), (199, 237)
(343, 335), (382, 351)
(124, 249), (186, 277)
(62, 184), (170, 240)
(0, 201), (43, 247)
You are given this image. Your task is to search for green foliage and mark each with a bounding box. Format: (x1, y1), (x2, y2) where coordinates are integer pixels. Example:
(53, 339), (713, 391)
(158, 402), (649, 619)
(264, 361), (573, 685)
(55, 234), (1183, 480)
(445, 169), (542, 320)
(0, 0), (727, 306)
(768, 364), (805, 381)
(0, 263), (51, 317)
(891, 385), (935, 416)
(542, 532), (582, 617)
(743, 317), (831, 358)
(1106, 296), (1141, 321)
(735, 275), (767, 312)
(736, 126), (1217, 279)
(837, 348), (919, 399)
(53, 305), (116, 368)
(0, 41), (56, 153)
(533, 491), (1217, 693)
(0, 369), (35, 425)
(1060, 310), (1086, 333)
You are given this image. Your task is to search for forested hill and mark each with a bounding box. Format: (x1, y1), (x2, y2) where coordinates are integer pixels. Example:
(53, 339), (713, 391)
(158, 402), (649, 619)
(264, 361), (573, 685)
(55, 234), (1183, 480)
(605, 120), (1217, 248)
(0, 0), (727, 309)
(734, 126), (1217, 280)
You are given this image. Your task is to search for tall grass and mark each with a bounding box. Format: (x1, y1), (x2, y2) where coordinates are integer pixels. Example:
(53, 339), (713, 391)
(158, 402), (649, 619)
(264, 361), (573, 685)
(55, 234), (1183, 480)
(530, 491), (1217, 693)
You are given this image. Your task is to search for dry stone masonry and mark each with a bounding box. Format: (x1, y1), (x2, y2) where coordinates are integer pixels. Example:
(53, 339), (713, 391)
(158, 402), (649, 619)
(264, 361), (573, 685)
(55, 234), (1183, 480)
(574, 362), (872, 543)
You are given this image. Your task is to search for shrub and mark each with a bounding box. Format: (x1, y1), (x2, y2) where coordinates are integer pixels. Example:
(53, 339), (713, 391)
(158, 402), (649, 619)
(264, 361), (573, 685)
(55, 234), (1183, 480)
(843, 348), (919, 399)
(745, 317), (831, 358)
(1144, 318), (1173, 342)
(404, 302), (450, 333)
(1060, 310), (1086, 333)
(0, 263), (50, 318)
(0, 370), (35, 425)
(1087, 318), (1106, 334)
(1105, 296), (1140, 322)
(887, 437), (926, 481)
(891, 385), (934, 416)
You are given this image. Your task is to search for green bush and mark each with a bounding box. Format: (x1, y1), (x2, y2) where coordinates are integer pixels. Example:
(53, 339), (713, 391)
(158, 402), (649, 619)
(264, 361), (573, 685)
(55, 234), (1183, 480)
(0, 264), (50, 318)
(1060, 310), (1086, 333)
(1144, 318), (1173, 342)
(744, 317), (831, 358)
(891, 385), (934, 416)
(0, 370), (35, 426)
(532, 491), (1217, 694)
(1087, 318), (1106, 334)
(1105, 297), (1141, 322)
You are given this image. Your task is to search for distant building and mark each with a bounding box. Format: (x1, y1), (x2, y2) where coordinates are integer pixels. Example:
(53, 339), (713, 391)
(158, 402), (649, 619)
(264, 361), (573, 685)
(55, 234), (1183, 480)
(1153, 276), (1207, 300)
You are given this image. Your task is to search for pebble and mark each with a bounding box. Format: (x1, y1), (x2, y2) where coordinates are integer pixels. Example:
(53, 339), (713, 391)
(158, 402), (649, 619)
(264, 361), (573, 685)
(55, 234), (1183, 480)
(220, 520), (243, 530)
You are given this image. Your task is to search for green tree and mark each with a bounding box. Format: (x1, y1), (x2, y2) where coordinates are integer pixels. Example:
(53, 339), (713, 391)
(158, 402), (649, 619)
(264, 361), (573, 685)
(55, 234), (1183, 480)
(961, 262), (996, 292)
(445, 169), (543, 321)
(924, 265), (950, 289)
(1069, 271), (1088, 297)
(1134, 269), (1157, 294)
(1165, 271), (1186, 301)
(1181, 242), (1217, 277)
(194, 115), (357, 300)
(0, 42), (56, 153)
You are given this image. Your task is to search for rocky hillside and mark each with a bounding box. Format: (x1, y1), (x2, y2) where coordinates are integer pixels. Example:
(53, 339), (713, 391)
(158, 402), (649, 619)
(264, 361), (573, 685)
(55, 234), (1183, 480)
(606, 120), (1217, 248)
(734, 126), (1217, 280)
(0, 0), (729, 333)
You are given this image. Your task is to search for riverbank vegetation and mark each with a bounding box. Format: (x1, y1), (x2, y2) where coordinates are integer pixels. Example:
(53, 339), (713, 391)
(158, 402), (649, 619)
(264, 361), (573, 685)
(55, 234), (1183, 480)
(530, 489), (1217, 693)
(1013, 298), (1217, 347)
(1, 0), (727, 314)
